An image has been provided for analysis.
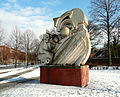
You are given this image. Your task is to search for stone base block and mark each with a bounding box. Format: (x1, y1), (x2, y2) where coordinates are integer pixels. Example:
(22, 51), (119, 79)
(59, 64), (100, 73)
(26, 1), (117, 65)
(40, 65), (89, 87)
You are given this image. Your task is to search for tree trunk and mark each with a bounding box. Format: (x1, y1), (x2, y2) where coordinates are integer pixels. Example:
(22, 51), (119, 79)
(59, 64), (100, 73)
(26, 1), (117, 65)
(15, 50), (17, 68)
(108, 36), (112, 65)
(108, 23), (112, 65)
(107, 6), (112, 66)
(1, 47), (4, 65)
(26, 51), (29, 66)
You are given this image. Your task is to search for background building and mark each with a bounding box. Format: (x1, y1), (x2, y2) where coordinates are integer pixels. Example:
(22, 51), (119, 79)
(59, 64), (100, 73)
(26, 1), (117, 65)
(0, 46), (25, 64)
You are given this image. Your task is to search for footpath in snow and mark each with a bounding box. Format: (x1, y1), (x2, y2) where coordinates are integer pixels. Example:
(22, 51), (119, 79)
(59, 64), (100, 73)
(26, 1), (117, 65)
(0, 65), (40, 86)
(0, 69), (120, 97)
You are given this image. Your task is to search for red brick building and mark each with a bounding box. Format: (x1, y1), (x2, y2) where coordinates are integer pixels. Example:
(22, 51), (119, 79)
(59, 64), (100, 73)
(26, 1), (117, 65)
(0, 46), (25, 64)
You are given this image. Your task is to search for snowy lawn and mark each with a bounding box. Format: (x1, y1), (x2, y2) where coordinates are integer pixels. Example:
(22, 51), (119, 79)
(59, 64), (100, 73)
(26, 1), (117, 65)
(0, 70), (120, 97)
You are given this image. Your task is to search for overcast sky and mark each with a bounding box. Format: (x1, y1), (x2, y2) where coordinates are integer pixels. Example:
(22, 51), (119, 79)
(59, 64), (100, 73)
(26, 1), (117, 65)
(0, 0), (90, 38)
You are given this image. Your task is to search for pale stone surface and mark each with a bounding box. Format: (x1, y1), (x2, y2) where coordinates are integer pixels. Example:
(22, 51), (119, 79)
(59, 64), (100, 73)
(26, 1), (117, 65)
(38, 8), (91, 66)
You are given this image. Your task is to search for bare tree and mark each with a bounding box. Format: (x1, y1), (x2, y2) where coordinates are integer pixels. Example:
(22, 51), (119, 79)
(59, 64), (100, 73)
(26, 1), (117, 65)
(0, 21), (5, 64)
(20, 29), (36, 66)
(7, 26), (21, 68)
(89, 0), (120, 65)
(0, 20), (5, 45)
(30, 39), (40, 64)
(111, 20), (120, 57)
(87, 20), (103, 48)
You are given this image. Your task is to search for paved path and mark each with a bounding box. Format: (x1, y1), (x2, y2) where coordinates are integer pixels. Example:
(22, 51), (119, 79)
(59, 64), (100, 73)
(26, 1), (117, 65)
(0, 67), (37, 81)
(0, 65), (40, 90)
(0, 77), (40, 91)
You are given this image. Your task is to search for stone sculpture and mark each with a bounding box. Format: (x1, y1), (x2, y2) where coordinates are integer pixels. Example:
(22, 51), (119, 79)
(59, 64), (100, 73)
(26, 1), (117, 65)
(38, 8), (91, 66)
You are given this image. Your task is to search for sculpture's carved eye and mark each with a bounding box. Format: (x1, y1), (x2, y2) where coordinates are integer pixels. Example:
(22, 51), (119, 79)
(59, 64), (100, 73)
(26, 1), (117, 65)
(46, 59), (50, 63)
(45, 34), (50, 41)
(42, 61), (44, 64)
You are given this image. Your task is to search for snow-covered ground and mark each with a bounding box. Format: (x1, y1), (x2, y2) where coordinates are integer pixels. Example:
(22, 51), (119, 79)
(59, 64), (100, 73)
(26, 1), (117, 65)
(0, 69), (120, 97)
(0, 65), (40, 84)
(0, 68), (40, 84)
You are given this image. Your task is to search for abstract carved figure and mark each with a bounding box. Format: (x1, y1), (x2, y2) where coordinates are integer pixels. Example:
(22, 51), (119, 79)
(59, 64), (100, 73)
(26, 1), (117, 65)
(38, 8), (91, 66)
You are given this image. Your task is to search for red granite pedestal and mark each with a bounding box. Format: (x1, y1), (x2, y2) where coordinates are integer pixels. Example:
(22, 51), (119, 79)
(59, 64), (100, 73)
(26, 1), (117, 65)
(40, 65), (89, 87)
